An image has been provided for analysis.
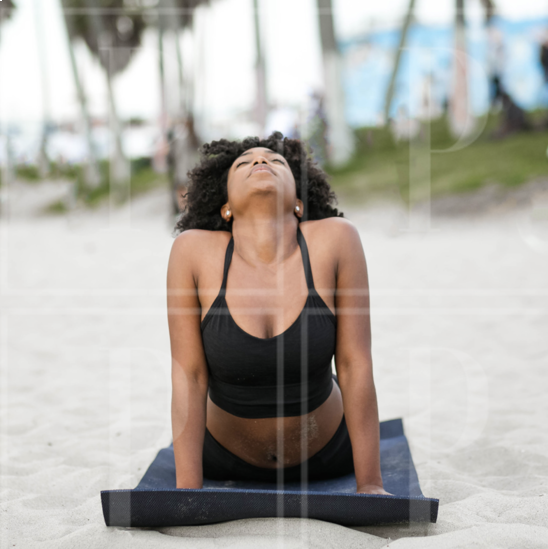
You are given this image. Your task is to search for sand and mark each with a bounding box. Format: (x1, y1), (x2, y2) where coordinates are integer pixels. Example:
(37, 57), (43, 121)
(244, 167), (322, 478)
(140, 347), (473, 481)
(1, 179), (547, 548)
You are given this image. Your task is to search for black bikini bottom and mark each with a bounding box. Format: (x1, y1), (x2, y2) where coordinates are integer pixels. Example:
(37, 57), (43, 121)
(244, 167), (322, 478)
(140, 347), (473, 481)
(202, 375), (354, 483)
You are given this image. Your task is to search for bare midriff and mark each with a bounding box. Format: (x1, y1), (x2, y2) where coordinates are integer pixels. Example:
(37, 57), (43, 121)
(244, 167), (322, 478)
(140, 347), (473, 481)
(205, 385), (344, 468)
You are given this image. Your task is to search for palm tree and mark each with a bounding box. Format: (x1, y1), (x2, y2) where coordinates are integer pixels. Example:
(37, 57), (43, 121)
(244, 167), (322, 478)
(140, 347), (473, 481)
(252, 0), (267, 138)
(160, 0), (207, 214)
(156, 5), (169, 173)
(0, 0), (16, 31)
(384, 0), (416, 125)
(448, 0), (472, 137)
(480, 0), (499, 107)
(0, 0), (16, 18)
(479, 0), (495, 22)
(315, 0), (354, 166)
(172, 0), (205, 115)
(61, 0), (146, 191)
(0, 1), (17, 190)
(451, 0), (498, 137)
(33, 0), (53, 178)
(61, 3), (102, 188)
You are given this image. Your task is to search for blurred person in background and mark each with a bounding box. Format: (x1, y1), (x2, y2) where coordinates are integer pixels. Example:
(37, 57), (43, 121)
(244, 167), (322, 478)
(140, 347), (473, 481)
(540, 33), (548, 85)
(306, 91), (329, 167)
(487, 26), (505, 110)
(540, 31), (548, 122)
(488, 30), (529, 138)
(168, 114), (201, 216)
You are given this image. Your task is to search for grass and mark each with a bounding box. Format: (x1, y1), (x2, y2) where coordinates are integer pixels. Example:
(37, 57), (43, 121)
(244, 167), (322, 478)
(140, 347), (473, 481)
(44, 199), (69, 214)
(326, 110), (548, 207)
(10, 110), (548, 214)
(12, 162), (81, 184)
(16, 165), (42, 181)
(41, 157), (169, 214)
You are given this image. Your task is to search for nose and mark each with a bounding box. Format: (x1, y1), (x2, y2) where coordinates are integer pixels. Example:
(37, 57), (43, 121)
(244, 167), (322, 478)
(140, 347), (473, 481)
(252, 155), (269, 166)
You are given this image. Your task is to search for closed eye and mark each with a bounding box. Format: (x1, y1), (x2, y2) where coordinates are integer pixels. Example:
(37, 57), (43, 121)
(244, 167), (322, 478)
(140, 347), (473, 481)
(236, 158), (285, 168)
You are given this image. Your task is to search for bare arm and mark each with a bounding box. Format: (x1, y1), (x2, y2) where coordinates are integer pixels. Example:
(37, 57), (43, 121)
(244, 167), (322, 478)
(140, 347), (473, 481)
(167, 230), (209, 489)
(330, 219), (391, 495)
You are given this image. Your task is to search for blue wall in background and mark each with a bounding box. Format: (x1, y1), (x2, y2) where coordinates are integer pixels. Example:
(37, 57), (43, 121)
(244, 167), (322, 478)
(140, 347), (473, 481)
(340, 17), (548, 127)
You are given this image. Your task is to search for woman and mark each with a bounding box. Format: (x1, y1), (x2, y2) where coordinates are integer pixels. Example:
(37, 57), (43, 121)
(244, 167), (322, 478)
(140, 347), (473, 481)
(167, 131), (389, 495)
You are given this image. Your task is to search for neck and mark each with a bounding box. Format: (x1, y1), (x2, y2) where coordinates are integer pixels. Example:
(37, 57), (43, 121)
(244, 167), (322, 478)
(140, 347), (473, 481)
(231, 214), (300, 267)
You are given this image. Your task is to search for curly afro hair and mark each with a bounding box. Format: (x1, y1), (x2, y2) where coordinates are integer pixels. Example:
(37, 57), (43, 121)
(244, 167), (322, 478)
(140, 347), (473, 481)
(174, 131), (344, 234)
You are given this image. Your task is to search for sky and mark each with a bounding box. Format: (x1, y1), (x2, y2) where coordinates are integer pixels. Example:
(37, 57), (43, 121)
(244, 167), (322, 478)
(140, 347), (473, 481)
(0, 0), (547, 135)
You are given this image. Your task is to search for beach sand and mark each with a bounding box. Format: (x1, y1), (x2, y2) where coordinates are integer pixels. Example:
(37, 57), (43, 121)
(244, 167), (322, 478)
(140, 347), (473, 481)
(1, 180), (547, 548)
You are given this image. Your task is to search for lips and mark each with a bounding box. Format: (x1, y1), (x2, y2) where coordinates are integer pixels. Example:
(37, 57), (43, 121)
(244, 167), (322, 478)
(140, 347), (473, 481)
(250, 164), (274, 176)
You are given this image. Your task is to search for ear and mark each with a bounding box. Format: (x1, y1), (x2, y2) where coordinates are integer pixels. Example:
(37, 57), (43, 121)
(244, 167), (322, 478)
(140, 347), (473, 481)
(295, 199), (304, 218)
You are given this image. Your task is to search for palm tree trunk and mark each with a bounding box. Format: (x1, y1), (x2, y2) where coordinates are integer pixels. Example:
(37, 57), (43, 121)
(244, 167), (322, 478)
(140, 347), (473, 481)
(33, 0), (51, 178)
(155, 10), (169, 173)
(315, 0), (354, 166)
(449, 0), (474, 137)
(175, 27), (186, 116)
(384, 0), (416, 125)
(479, 0), (495, 22)
(172, 20), (198, 214)
(160, 1), (202, 215)
(60, 5), (101, 188)
(252, 0), (267, 138)
(83, 0), (128, 189)
(104, 68), (128, 186)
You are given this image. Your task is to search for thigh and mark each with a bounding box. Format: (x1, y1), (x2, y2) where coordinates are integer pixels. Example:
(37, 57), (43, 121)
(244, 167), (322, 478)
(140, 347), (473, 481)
(202, 427), (242, 481)
(306, 412), (355, 480)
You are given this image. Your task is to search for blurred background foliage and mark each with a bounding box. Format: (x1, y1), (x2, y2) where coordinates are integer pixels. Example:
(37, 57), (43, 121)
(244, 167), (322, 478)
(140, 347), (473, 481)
(0, 0), (547, 217)
(329, 110), (548, 207)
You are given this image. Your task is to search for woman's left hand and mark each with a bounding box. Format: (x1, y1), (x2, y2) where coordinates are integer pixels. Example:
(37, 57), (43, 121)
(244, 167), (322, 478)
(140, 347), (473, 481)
(356, 484), (393, 495)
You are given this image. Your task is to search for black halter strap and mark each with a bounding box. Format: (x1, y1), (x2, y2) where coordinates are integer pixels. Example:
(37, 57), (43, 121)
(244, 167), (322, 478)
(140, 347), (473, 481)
(220, 225), (315, 292)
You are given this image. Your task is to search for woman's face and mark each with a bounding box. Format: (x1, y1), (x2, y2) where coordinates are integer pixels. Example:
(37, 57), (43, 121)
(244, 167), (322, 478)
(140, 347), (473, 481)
(223, 147), (302, 220)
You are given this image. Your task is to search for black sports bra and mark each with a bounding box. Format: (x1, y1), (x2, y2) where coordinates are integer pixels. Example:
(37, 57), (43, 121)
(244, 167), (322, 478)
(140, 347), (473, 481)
(200, 225), (337, 419)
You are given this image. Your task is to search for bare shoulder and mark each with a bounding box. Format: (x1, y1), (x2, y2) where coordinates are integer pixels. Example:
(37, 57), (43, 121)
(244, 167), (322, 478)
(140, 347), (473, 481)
(172, 229), (231, 256)
(170, 229), (232, 284)
(300, 217), (360, 250)
(299, 218), (361, 283)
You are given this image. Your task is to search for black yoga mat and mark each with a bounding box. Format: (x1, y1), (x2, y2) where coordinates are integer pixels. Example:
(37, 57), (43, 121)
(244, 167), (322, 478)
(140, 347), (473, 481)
(101, 418), (438, 527)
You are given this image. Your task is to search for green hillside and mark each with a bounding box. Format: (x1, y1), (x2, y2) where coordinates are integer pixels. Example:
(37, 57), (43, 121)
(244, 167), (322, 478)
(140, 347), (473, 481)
(327, 111), (548, 206)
